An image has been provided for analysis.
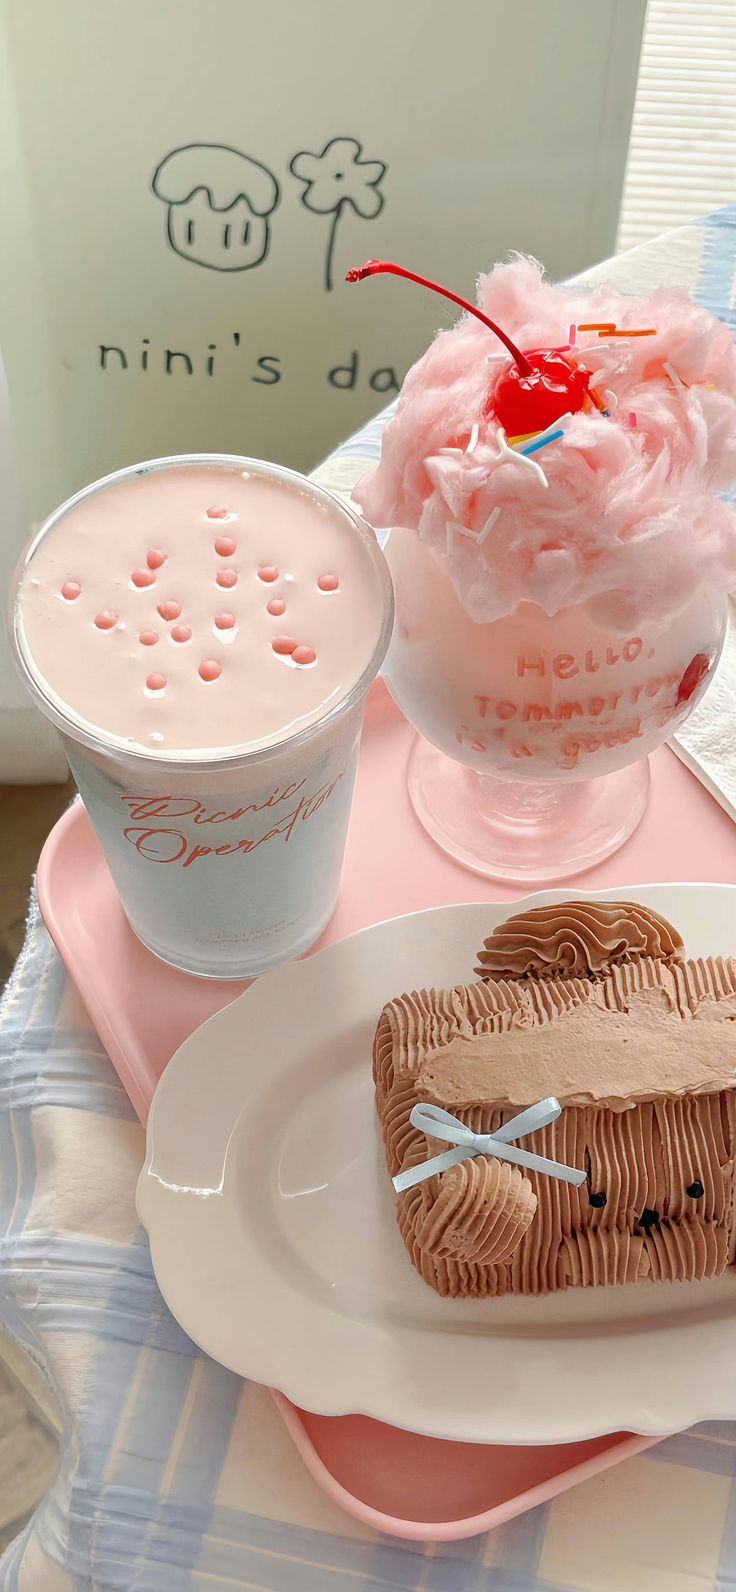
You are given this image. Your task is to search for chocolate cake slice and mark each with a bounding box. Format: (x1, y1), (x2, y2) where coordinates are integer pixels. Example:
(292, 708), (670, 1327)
(374, 902), (736, 1297)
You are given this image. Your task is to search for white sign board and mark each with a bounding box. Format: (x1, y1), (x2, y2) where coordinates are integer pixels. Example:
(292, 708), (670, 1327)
(0, 0), (645, 776)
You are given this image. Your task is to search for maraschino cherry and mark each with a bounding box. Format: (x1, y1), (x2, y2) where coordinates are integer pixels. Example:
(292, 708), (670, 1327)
(491, 349), (590, 435)
(346, 260), (591, 436)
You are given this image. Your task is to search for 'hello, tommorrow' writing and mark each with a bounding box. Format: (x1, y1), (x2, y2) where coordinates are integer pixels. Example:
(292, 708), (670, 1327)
(121, 778), (344, 866)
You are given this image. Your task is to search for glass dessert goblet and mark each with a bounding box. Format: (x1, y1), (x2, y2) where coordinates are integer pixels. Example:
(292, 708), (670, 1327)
(384, 526), (726, 880)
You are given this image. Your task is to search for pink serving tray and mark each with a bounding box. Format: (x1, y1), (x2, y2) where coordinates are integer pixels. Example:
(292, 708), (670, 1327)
(37, 680), (734, 1539)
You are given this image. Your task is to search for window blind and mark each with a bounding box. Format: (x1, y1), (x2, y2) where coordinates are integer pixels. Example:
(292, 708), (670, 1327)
(617, 0), (736, 250)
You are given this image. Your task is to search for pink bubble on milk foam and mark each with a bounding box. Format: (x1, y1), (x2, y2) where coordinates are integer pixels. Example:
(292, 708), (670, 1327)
(131, 568), (156, 589)
(267, 598), (286, 616)
(216, 569), (238, 589)
(94, 610), (118, 630)
(139, 629), (159, 646)
(157, 600), (181, 622)
(258, 565), (279, 584)
(214, 536), (237, 557)
(61, 580), (81, 601)
(146, 548), (167, 569)
(171, 625), (192, 643)
(146, 673), (166, 692)
(199, 659), (222, 682)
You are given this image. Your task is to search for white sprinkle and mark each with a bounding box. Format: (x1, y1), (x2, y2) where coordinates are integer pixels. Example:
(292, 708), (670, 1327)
(575, 342), (612, 364)
(575, 340), (632, 362)
(465, 422), (480, 455)
(446, 520), (475, 554)
(447, 507), (501, 555)
(663, 360), (686, 388)
(436, 446), (463, 456)
(495, 428), (548, 489)
(475, 506), (501, 545)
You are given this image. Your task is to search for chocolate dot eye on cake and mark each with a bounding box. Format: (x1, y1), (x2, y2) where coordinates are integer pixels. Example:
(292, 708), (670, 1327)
(373, 900), (736, 1297)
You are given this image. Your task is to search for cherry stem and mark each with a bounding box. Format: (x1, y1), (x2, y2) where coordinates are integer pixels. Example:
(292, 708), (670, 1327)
(346, 260), (532, 376)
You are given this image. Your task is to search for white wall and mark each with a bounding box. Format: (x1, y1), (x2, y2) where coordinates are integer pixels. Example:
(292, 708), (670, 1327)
(0, 0), (645, 779)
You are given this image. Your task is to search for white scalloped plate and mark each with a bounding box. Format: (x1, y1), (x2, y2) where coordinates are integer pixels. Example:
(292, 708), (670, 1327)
(137, 883), (736, 1444)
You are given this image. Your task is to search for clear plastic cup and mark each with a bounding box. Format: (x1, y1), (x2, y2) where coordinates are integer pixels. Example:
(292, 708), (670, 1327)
(10, 455), (393, 978)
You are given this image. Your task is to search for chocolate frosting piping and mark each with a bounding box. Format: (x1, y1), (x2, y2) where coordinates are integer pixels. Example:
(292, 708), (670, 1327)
(475, 900), (685, 982)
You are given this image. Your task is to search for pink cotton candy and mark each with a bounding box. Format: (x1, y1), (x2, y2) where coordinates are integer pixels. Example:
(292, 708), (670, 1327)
(354, 257), (736, 629)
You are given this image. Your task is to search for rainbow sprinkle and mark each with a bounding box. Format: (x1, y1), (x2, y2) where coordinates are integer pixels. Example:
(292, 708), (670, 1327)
(507, 428), (541, 446)
(586, 386), (607, 414)
(579, 321), (657, 339)
(521, 429), (564, 457)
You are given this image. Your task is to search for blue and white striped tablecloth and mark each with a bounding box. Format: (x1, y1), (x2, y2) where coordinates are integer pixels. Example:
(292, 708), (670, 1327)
(2, 206), (736, 1591)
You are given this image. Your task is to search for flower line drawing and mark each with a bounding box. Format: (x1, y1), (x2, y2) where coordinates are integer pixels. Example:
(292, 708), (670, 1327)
(289, 137), (387, 292)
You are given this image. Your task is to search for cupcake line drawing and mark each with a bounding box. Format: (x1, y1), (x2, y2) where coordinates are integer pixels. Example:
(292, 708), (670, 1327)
(151, 144), (281, 273)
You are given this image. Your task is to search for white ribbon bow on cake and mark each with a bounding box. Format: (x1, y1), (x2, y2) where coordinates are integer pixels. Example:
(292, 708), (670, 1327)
(393, 1097), (586, 1193)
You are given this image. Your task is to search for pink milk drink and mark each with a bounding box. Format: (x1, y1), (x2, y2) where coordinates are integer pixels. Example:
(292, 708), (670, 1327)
(12, 456), (393, 976)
